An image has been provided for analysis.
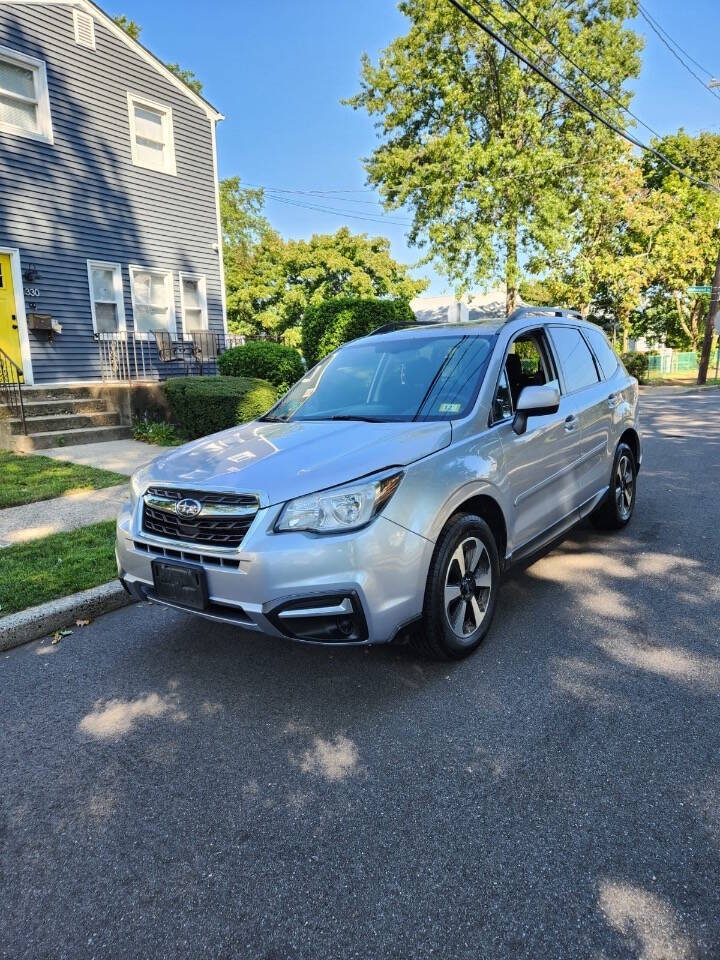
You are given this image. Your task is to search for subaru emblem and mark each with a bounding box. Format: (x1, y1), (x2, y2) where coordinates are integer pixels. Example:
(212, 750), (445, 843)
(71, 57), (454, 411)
(175, 498), (202, 519)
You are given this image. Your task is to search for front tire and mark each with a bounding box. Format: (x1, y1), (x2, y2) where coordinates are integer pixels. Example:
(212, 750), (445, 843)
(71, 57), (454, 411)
(591, 442), (637, 530)
(412, 513), (500, 660)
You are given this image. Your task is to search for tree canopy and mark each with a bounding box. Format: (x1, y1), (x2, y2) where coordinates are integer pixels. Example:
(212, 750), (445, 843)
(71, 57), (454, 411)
(345, 0), (642, 314)
(112, 15), (203, 95)
(220, 178), (427, 345)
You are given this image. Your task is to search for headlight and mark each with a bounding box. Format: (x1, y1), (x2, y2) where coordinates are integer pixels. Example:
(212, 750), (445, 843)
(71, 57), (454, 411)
(275, 471), (404, 534)
(129, 467), (150, 507)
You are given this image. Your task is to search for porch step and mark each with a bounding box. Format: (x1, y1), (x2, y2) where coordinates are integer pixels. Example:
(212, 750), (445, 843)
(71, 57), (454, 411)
(16, 397), (108, 417)
(8, 424), (133, 452)
(19, 386), (97, 401)
(5, 411), (121, 435)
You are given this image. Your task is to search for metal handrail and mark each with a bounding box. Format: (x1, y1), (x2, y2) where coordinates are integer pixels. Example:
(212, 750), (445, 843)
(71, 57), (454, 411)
(0, 345), (26, 434)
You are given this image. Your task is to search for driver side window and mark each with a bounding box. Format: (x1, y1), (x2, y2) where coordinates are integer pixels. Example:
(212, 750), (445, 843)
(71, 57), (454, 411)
(491, 329), (556, 424)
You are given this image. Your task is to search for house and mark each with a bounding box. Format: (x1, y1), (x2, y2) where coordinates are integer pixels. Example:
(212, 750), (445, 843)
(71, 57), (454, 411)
(411, 289), (521, 324)
(0, 0), (231, 448)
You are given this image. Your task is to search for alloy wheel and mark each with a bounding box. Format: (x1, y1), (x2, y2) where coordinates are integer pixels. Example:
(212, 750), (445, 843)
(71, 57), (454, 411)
(615, 453), (634, 520)
(444, 536), (492, 639)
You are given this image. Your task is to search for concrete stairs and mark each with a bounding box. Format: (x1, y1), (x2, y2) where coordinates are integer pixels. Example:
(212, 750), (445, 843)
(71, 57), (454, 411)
(0, 386), (132, 452)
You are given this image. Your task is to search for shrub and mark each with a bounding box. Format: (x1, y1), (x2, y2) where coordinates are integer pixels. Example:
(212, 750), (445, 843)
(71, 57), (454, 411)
(218, 340), (304, 393)
(164, 376), (276, 439)
(132, 418), (182, 446)
(621, 351), (650, 384)
(301, 297), (415, 367)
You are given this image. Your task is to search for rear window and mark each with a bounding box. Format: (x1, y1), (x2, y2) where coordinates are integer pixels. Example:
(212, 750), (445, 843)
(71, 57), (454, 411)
(548, 326), (599, 393)
(584, 327), (619, 380)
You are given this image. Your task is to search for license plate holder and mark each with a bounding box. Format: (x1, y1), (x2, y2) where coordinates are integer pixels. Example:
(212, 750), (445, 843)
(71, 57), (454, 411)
(151, 559), (208, 611)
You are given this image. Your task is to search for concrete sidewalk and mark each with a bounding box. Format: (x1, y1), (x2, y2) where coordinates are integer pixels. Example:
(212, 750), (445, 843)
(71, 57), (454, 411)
(41, 438), (172, 476)
(0, 483), (129, 547)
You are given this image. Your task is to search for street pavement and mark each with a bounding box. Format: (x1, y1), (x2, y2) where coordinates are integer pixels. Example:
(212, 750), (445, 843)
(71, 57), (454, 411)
(2, 391), (719, 960)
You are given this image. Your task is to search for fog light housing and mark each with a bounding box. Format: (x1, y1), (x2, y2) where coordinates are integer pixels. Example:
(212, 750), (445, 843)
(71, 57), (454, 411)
(267, 593), (368, 643)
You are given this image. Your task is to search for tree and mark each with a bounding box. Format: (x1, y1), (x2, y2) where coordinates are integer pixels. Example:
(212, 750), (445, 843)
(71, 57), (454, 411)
(219, 179), (426, 344)
(638, 131), (720, 363)
(345, 0), (642, 314)
(112, 15), (203, 96)
(165, 63), (203, 96)
(523, 150), (667, 348)
(112, 14), (141, 41)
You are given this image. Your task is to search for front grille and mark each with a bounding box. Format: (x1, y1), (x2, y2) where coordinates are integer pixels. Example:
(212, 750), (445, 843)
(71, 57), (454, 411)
(142, 486), (259, 549)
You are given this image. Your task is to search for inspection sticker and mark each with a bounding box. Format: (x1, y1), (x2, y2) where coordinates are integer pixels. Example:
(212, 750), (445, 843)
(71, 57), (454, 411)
(438, 403), (462, 413)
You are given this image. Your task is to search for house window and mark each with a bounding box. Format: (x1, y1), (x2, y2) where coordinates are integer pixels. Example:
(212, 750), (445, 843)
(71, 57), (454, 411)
(0, 44), (53, 143)
(87, 260), (125, 334)
(129, 266), (176, 337)
(73, 10), (96, 49)
(179, 273), (208, 336)
(127, 93), (176, 175)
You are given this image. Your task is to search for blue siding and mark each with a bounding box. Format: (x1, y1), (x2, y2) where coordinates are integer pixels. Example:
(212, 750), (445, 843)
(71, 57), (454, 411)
(0, 3), (224, 383)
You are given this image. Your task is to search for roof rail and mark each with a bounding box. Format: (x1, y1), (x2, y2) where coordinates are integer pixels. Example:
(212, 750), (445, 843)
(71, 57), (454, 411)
(368, 320), (439, 336)
(507, 306), (584, 323)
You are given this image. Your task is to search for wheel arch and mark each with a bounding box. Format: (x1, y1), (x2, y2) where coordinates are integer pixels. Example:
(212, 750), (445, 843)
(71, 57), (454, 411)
(619, 427), (641, 471)
(450, 493), (508, 567)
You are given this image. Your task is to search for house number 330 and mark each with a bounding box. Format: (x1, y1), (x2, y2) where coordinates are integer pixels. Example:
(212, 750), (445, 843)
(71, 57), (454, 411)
(24, 287), (40, 297)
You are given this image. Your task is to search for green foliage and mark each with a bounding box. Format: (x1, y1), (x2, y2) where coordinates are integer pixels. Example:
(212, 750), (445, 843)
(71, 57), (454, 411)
(112, 14), (141, 40)
(0, 450), (126, 509)
(132, 418), (182, 446)
(621, 352), (650, 384)
(164, 376), (276, 439)
(219, 178), (426, 344)
(113, 15), (203, 96)
(345, 0), (642, 313)
(302, 297), (415, 367)
(218, 341), (304, 391)
(0, 521), (117, 616)
(165, 62), (203, 95)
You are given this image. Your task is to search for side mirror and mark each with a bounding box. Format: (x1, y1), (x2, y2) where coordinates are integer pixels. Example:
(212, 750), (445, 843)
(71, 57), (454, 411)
(512, 380), (561, 435)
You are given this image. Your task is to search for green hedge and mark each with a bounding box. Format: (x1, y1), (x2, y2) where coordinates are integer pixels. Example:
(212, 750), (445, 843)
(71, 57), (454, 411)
(301, 297), (415, 367)
(218, 340), (304, 391)
(164, 376), (276, 439)
(621, 351), (650, 384)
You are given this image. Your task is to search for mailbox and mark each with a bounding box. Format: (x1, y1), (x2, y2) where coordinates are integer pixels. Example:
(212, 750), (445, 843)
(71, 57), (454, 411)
(27, 313), (62, 339)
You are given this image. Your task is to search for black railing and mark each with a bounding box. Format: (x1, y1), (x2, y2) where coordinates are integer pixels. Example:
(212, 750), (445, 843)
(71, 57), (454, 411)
(0, 346), (26, 434)
(95, 330), (246, 382)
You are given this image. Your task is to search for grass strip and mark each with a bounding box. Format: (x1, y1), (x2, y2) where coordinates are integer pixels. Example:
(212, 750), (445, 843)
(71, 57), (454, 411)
(0, 520), (117, 616)
(0, 450), (127, 509)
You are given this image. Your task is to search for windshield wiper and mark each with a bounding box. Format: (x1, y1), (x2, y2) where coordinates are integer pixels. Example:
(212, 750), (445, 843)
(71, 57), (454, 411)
(299, 414), (388, 423)
(259, 414), (290, 422)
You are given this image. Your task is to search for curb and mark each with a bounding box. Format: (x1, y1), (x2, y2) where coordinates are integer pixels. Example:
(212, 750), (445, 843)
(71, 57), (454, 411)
(0, 581), (136, 653)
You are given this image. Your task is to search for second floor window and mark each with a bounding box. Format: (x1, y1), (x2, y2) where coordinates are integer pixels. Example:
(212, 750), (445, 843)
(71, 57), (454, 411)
(0, 44), (53, 144)
(127, 93), (176, 175)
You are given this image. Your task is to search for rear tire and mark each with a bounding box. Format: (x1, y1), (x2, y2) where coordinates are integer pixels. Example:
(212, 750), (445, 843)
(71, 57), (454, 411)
(411, 513), (500, 660)
(590, 442), (637, 530)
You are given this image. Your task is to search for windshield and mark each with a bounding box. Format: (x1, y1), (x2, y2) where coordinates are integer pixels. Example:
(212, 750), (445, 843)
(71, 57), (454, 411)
(266, 333), (496, 423)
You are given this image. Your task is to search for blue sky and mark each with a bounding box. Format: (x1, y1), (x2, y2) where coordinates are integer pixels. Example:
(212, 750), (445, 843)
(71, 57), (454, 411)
(118, 0), (720, 295)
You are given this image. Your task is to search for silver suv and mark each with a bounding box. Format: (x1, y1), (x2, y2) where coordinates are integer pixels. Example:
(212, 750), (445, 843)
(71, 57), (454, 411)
(117, 308), (640, 659)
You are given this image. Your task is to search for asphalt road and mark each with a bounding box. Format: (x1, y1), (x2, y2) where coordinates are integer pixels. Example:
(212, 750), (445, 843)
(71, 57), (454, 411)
(2, 390), (719, 960)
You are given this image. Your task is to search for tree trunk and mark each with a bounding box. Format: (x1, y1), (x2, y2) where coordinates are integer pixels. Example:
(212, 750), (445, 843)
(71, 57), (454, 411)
(697, 246), (720, 385)
(505, 223), (518, 316)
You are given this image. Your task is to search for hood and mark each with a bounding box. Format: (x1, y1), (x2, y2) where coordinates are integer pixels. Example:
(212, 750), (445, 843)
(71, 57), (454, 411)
(143, 418), (451, 505)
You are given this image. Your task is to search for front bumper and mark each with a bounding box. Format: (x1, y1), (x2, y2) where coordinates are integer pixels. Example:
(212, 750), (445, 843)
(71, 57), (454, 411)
(116, 497), (432, 645)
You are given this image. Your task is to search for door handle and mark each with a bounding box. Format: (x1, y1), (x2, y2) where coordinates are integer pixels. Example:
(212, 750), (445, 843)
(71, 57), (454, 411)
(564, 414), (577, 432)
(12, 324), (18, 329)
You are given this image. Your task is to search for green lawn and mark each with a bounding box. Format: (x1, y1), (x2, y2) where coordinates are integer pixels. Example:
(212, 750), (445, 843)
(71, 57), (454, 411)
(0, 450), (127, 509)
(0, 521), (117, 616)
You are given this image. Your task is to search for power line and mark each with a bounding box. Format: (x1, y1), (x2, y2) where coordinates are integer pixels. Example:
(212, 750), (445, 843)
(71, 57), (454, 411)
(495, 0), (664, 140)
(636, 5), (720, 103)
(637, 3), (715, 80)
(263, 192), (414, 227)
(446, 0), (720, 194)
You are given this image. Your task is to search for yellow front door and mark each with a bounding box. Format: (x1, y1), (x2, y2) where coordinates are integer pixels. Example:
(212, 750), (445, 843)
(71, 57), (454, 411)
(0, 253), (23, 372)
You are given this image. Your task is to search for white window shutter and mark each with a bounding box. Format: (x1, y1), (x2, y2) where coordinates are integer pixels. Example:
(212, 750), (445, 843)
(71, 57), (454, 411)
(73, 10), (96, 49)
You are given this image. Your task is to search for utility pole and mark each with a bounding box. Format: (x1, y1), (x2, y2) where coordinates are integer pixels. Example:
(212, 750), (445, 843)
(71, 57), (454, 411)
(697, 249), (720, 384)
